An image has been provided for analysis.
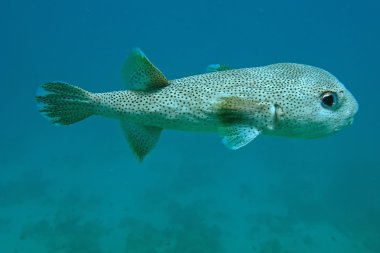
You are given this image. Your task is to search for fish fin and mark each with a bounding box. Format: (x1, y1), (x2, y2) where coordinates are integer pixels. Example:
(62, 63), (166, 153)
(219, 125), (260, 150)
(120, 119), (162, 161)
(207, 64), (231, 72)
(36, 82), (95, 125)
(121, 48), (169, 91)
(216, 96), (276, 130)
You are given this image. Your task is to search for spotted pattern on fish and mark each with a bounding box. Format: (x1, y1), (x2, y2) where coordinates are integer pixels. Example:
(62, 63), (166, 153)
(36, 48), (358, 160)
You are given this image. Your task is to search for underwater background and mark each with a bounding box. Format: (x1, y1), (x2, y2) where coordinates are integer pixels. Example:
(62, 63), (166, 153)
(1, 0), (379, 252)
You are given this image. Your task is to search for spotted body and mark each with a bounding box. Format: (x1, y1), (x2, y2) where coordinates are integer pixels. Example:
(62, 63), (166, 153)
(36, 49), (358, 160)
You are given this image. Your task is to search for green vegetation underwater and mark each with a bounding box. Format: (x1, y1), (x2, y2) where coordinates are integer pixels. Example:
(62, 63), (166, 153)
(1, 0), (379, 252)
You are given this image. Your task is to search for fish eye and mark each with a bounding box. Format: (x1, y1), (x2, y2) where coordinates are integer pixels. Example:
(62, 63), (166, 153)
(321, 91), (338, 109)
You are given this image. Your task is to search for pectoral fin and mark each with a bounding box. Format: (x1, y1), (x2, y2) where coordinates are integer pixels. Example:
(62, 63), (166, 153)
(216, 96), (276, 149)
(219, 125), (260, 150)
(120, 120), (162, 161)
(216, 96), (276, 130)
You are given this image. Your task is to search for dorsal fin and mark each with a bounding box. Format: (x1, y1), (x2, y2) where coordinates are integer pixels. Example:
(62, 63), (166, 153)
(121, 48), (169, 91)
(206, 64), (231, 72)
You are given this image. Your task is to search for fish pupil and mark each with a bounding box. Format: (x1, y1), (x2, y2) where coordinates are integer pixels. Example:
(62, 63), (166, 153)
(321, 92), (337, 108)
(323, 95), (334, 106)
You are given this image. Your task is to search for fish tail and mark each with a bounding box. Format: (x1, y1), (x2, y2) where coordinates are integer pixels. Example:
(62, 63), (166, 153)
(36, 82), (96, 125)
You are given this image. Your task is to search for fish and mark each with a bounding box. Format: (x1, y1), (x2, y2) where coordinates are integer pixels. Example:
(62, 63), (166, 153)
(36, 48), (358, 160)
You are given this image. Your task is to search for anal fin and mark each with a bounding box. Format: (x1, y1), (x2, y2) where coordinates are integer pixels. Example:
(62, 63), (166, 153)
(120, 120), (162, 161)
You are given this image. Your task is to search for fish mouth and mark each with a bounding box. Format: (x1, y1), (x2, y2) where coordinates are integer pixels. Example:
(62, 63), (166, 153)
(349, 117), (355, 125)
(347, 90), (359, 117)
(340, 90), (358, 130)
(333, 116), (354, 133)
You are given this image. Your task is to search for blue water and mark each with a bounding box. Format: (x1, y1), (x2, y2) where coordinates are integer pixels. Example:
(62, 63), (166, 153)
(1, 0), (379, 252)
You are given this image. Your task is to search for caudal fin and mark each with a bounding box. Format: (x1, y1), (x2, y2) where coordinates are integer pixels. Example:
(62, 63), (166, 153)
(36, 82), (95, 125)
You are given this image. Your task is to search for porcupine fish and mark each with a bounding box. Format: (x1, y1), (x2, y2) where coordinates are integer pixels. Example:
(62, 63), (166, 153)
(36, 48), (358, 160)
